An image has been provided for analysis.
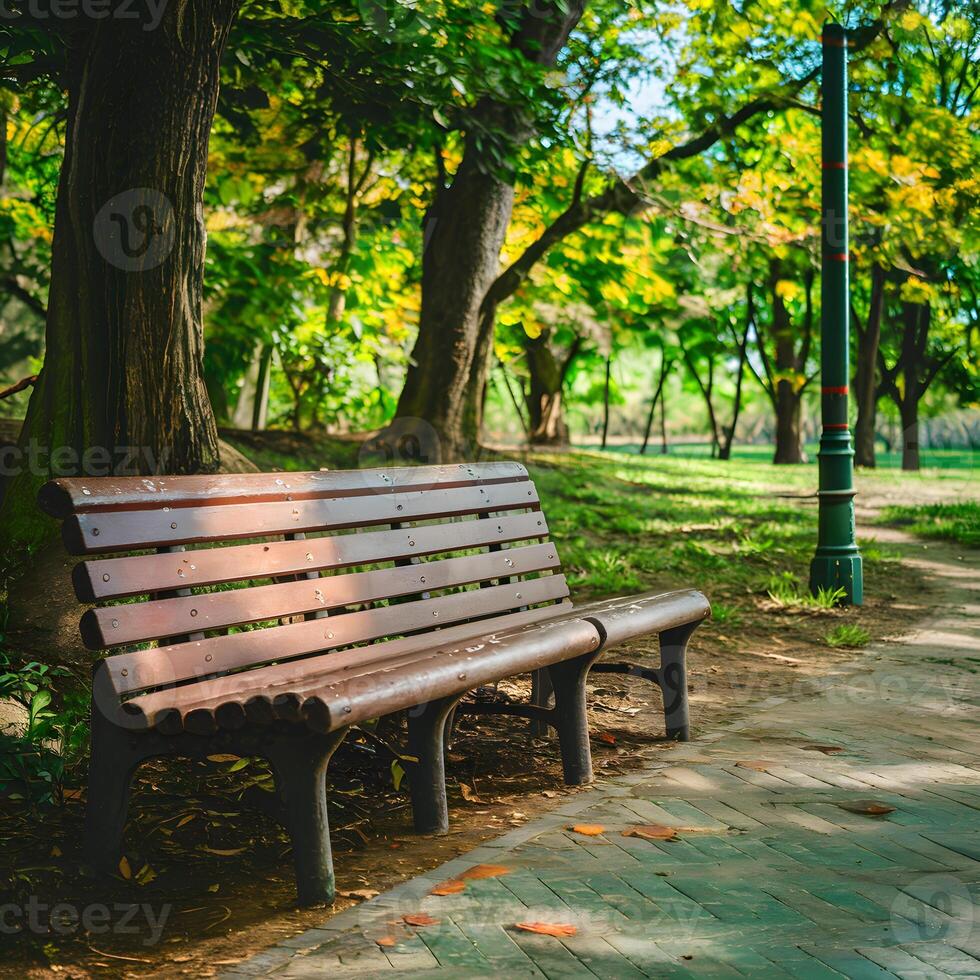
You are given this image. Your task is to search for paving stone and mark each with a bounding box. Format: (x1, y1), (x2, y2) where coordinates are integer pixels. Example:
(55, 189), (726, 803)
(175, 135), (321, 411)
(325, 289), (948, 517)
(223, 550), (980, 979)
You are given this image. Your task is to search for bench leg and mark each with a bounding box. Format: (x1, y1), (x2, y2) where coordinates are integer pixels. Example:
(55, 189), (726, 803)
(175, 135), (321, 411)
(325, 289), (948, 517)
(659, 623), (696, 742)
(83, 702), (153, 876)
(267, 730), (347, 907)
(548, 652), (599, 786)
(530, 668), (554, 737)
(406, 695), (459, 835)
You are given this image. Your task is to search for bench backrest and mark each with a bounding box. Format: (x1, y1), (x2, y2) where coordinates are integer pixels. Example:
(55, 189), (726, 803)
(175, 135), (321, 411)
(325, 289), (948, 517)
(38, 463), (568, 700)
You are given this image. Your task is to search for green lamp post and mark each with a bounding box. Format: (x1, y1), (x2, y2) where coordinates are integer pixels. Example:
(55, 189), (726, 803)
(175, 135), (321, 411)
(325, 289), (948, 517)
(809, 21), (863, 606)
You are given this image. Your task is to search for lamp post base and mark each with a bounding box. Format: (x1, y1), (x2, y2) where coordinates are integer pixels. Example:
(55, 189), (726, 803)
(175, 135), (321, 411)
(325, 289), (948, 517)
(809, 553), (863, 606)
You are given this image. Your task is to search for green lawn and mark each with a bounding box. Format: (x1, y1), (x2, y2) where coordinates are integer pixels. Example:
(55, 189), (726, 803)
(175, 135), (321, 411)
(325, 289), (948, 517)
(878, 502), (980, 548)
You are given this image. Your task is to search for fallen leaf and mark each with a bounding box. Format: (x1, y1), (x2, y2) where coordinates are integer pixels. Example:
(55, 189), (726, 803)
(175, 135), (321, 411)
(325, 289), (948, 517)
(735, 761), (772, 771)
(338, 889), (379, 901)
(403, 913), (439, 927)
(459, 782), (483, 803)
(376, 936), (397, 948)
(569, 824), (606, 836)
(597, 733), (617, 745)
(176, 814), (196, 829)
(135, 864), (157, 885)
(62, 788), (84, 801)
(50, 846), (62, 858)
(622, 825), (678, 842)
(430, 880), (466, 896)
(206, 754), (239, 763)
(515, 922), (578, 937)
(541, 791), (558, 799)
(118, 856), (132, 880)
(837, 800), (895, 816)
(803, 744), (843, 755)
(202, 847), (247, 856)
(457, 863), (511, 880)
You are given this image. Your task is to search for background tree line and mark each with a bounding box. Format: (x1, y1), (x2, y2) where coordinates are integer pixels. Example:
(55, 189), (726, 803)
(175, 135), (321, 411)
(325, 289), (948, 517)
(0, 0), (978, 546)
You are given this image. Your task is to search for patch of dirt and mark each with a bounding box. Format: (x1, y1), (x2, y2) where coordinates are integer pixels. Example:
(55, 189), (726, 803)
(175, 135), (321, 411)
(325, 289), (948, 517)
(0, 531), (939, 979)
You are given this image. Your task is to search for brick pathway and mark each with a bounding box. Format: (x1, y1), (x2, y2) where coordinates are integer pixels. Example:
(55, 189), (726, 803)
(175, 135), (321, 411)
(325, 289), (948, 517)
(224, 544), (979, 978)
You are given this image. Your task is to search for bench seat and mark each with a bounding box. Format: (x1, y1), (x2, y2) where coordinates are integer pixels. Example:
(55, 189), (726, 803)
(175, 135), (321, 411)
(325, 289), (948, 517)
(38, 463), (709, 906)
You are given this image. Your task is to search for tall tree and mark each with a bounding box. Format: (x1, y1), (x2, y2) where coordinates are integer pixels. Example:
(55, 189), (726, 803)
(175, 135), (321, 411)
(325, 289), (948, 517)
(391, 0), (585, 460)
(1, 1), (240, 543)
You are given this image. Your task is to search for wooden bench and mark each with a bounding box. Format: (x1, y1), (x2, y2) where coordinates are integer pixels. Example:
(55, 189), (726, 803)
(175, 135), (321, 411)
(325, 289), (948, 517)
(38, 462), (709, 906)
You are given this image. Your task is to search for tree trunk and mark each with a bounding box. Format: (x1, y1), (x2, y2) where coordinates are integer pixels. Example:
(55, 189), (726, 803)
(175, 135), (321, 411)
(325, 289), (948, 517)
(1, 1), (236, 545)
(769, 262), (808, 464)
(392, 155), (515, 460)
(640, 354), (671, 456)
(773, 384), (805, 464)
(600, 355), (612, 450)
(718, 290), (754, 461)
(900, 398), (920, 471)
(524, 330), (566, 445)
(853, 265), (885, 468)
(390, 2), (584, 461)
(523, 329), (581, 446)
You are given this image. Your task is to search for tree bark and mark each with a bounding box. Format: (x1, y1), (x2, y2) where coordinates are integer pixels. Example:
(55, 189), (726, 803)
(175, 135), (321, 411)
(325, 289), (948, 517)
(600, 354), (612, 450)
(523, 330), (581, 445)
(853, 264), (886, 468)
(768, 261), (811, 465)
(640, 352), (671, 455)
(1, 1), (237, 544)
(390, 1), (585, 461)
(718, 287), (754, 461)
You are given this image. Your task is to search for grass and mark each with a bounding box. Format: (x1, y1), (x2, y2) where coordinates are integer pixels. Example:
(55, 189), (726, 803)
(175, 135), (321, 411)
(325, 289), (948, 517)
(826, 624), (871, 648)
(878, 502), (980, 548)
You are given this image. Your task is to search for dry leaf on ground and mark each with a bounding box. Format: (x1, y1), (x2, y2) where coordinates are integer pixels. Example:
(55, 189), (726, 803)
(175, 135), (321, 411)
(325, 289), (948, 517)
(735, 761), (773, 771)
(403, 913), (439, 927)
(515, 922), (578, 937)
(430, 880), (466, 896)
(569, 824), (606, 836)
(338, 889), (379, 901)
(836, 800), (895, 816)
(622, 825), (678, 841)
(457, 863), (511, 880)
(376, 936), (397, 948)
(459, 783), (483, 802)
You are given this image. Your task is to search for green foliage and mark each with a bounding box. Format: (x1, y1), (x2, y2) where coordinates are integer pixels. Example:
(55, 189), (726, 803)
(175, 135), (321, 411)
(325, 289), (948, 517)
(880, 502), (980, 548)
(825, 624), (871, 648)
(0, 654), (89, 806)
(766, 572), (846, 609)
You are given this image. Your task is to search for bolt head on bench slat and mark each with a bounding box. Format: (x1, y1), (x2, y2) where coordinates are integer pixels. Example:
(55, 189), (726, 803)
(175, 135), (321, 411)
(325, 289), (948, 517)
(37, 462), (529, 518)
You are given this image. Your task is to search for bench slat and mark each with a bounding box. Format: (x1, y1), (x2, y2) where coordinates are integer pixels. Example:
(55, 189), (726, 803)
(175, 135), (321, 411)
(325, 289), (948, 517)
(63, 482), (540, 554)
(105, 573), (570, 695)
(122, 601), (574, 730)
(38, 462), (528, 518)
(82, 542), (560, 649)
(301, 617), (602, 732)
(74, 512), (550, 601)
